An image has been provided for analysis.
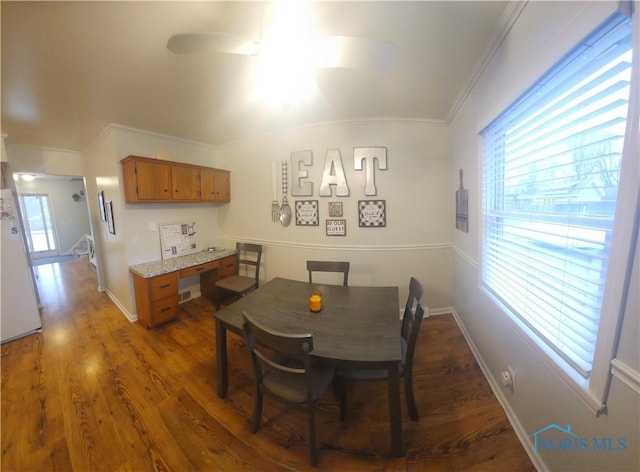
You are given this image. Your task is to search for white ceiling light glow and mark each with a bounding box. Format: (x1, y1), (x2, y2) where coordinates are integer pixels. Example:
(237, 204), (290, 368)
(250, 0), (319, 105)
(166, 0), (398, 109)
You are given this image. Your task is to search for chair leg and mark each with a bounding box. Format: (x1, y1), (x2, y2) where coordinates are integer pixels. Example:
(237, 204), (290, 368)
(404, 374), (419, 421)
(251, 388), (263, 433)
(308, 403), (318, 467)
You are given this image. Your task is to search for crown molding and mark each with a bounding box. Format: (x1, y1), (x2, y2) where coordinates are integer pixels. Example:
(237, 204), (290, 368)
(446, 1), (528, 124)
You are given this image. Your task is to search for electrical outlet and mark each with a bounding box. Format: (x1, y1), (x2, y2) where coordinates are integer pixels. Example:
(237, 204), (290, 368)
(501, 366), (517, 390)
(508, 365), (517, 388)
(501, 370), (512, 387)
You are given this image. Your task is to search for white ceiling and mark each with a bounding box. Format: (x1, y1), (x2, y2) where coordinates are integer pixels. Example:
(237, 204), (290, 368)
(1, 1), (511, 152)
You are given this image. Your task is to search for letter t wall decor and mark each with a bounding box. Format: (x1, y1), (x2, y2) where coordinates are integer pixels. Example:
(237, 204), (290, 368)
(354, 147), (387, 196)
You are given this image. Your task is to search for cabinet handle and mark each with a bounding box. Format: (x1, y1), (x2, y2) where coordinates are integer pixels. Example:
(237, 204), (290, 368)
(160, 307), (171, 312)
(160, 284), (171, 288)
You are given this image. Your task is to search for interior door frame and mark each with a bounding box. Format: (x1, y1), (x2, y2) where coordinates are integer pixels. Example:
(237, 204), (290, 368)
(19, 192), (60, 259)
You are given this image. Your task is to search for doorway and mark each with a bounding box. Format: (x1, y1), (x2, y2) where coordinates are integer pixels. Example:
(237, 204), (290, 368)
(20, 193), (59, 259)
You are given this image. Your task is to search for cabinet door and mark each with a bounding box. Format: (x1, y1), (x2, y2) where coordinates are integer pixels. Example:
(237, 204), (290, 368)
(172, 165), (200, 201)
(134, 160), (172, 201)
(214, 170), (231, 202)
(200, 168), (217, 201)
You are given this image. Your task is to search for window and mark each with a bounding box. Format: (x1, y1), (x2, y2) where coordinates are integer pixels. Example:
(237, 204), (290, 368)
(481, 13), (633, 379)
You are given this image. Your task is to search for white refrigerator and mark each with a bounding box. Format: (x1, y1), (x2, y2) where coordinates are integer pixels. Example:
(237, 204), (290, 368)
(1, 165), (42, 343)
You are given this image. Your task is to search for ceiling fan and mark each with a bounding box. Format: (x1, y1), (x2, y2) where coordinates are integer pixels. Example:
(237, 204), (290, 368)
(166, 31), (396, 74)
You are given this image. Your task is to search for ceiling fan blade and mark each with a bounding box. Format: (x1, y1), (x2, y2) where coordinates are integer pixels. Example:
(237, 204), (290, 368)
(167, 32), (258, 56)
(316, 35), (396, 73)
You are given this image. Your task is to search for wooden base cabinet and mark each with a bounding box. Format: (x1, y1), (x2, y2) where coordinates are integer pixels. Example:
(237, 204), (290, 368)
(132, 272), (179, 329)
(131, 255), (237, 329)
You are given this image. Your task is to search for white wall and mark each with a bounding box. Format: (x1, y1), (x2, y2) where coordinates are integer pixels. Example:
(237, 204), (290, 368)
(5, 144), (85, 176)
(215, 119), (453, 311)
(84, 125), (222, 319)
(450, 1), (639, 471)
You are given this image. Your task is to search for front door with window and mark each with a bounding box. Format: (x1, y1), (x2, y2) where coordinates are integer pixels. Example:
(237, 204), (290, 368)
(20, 194), (58, 259)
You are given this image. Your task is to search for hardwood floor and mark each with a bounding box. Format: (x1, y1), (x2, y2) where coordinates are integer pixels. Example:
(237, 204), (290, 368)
(1, 259), (535, 471)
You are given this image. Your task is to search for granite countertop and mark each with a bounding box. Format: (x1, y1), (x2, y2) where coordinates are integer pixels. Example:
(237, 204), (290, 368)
(129, 248), (237, 278)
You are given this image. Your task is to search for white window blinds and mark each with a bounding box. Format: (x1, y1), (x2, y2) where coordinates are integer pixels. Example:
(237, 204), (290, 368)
(481, 13), (633, 378)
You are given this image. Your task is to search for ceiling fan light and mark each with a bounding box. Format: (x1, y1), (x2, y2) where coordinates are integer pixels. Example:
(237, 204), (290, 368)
(250, 15), (318, 105)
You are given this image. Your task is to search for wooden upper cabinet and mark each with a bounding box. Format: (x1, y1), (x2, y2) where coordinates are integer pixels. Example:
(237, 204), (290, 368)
(214, 170), (231, 202)
(200, 167), (217, 202)
(172, 164), (200, 201)
(121, 155), (230, 203)
(122, 157), (171, 201)
(201, 168), (231, 202)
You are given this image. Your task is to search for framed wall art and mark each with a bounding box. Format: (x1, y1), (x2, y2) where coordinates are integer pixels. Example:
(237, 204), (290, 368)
(358, 200), (386, 227)
(295, 200), (319, 226)
(97, 191), (106, 221)
(106, 200), (115, 235)
(456, 169), (469, 232)
(328, 201), (343, 217)
(326, 219), (346, 236)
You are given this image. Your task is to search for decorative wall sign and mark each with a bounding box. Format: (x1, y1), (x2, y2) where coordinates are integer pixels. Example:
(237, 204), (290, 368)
(106, 201), (116, 235)
(354, 147), (388, 196)
(290, 150), (314, 196)
(319, 149), (350, 197)
(326, 219), (346, 236)
(456, 169), (469, 232)
(328, 201), (343, 217)
(295, 200), (319, 226)
(97, 191), (106, 221)
(358, 200), (386, 227)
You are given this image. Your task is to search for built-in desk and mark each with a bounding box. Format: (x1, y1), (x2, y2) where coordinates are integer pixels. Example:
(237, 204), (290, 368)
(130, 249), (237, 328)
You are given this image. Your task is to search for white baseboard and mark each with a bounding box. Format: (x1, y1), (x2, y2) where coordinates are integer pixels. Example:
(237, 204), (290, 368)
(428, 306), (455, 317)
(399, 306), (453, 319)
(451, 309), (547, 472)
(105, 289), (137, 323)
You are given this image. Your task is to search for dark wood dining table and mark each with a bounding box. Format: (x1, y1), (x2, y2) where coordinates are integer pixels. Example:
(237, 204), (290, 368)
(213, 277), (403, 457)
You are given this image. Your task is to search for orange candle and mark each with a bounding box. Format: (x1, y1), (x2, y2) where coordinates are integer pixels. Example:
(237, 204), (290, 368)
(309, 293), (322, 312)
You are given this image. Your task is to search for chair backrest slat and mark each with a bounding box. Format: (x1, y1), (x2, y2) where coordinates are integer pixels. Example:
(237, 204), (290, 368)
(306, 260), (350, 286)
(236, 242), (262, 288)
(242, 311), (315, 399)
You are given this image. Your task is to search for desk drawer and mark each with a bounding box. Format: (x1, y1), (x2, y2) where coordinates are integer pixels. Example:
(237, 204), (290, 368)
(149, 272), (178, 302)
(149, 295), (179, 327)
(219, 256), (237, 278)
(180, 260), (218, 279)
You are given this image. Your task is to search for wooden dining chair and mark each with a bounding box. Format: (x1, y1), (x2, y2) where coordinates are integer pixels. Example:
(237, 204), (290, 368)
(334, 276), (426, 421)
(242, 311), (335, 467)
(214, 243), (262, 310)
(306, 260), (350, 286)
